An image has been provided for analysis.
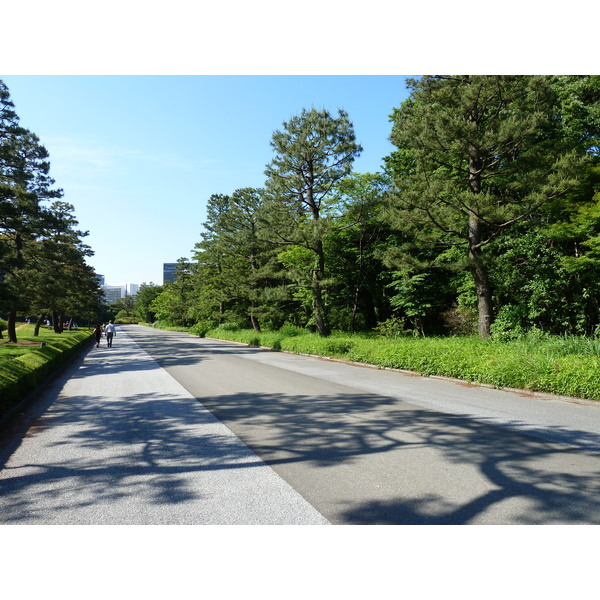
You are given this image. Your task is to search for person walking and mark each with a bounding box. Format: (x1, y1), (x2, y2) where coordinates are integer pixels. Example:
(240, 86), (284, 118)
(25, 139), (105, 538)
(93, 324), (103, 348)
(104, 320), (117, 347)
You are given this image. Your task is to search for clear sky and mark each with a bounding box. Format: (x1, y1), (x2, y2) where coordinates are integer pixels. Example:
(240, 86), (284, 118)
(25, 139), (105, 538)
(1, 75), (412, 286)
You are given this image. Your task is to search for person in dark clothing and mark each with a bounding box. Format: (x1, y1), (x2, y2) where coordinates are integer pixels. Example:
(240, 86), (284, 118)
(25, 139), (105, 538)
(94, 324), (102, 348)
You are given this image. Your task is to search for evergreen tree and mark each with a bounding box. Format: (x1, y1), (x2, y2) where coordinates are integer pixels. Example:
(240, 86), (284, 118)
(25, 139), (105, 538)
(134, 283), (163, 323)
(387, 75), (596, 337)
(0, 82), (63, 341)
(264, 108), (362, 336)
(325, 172), (392, 331)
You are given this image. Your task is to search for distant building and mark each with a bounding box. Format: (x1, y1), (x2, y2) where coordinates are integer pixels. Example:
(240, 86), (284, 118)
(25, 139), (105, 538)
(163, 263), (178, 284)
(102, 285), (125, 304)
(125, 283), (139, 296)
(96, 274), (105, 286)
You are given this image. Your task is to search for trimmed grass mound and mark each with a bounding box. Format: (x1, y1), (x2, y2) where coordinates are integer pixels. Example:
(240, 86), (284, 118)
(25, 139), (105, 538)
(0, 325), (94, 420)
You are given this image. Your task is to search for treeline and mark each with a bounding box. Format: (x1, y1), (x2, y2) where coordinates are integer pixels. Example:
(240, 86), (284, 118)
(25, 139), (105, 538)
(137, 76), (599, 339)
(0, 81), (103, 342)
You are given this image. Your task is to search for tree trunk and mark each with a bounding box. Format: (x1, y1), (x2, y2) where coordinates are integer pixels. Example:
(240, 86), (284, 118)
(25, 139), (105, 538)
(468, 216), (493, 338)
(7, 310), (18, 343)
(250, 309), (261, 332)
(312, 239), (330, 337)
(468, 150), (493, 338)
(34, 315), (44, 337)
(52, 311), (63, 333)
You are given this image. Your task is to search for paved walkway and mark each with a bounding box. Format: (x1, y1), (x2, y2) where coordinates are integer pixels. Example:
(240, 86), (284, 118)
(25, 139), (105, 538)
(0, 331), (329, 524)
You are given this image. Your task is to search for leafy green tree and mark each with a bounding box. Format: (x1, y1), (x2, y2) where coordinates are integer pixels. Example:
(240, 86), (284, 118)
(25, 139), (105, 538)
(388, 75), (597, 337)
(489, 165), (600, 335)
(192, 194), (235, 325)
(16, 201), (99, 334)
(150, 258), (193, 326)
(192, 189), (288, 329)
(324, 172), (392, 331)
(264, 108), (362, 336)
(134, 283), (163, 323)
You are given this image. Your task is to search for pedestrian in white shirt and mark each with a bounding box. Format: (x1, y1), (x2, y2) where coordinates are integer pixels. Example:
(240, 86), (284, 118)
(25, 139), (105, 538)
(104, 320), (117, 347)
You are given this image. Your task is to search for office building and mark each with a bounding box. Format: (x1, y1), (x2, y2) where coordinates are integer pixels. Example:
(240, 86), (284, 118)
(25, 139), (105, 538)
(102, 285), (125, 304)
(163, 263), (178, 284)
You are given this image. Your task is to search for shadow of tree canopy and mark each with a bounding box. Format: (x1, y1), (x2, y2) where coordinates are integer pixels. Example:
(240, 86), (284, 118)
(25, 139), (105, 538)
(193, 389), (600, 525)
(3, 325), (599, 525)
(121, 326), (600, 524)
(0, 391), (266, 523)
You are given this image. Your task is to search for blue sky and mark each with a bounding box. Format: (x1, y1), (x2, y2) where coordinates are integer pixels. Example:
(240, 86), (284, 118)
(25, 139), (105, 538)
(1, 75), (413, 285)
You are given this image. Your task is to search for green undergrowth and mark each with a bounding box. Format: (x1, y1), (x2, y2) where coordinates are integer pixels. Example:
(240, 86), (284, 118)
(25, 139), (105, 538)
(0, 325), (94, 419)
(194, 326), (600, 401)
(139, 321), (189, 332)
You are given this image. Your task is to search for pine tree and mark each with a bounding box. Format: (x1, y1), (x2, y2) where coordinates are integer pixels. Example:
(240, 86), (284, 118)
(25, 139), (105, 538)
(388, 75), (595, 337)
(264, 108), (362, 336)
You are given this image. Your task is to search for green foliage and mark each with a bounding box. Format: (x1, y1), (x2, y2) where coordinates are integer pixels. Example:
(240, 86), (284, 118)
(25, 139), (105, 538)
(264, 107), (363, 336)
(133, 283), (162, 323)
(1, 81), (101, 339)
(114, 314), (139, 324)
(278, 324), (306, 337)
(387, 75), (597, 337)
(206, 326), (600, 400)
(374, 316), (411, 338)
(188, 319), (216, 338)
(143, 79), (600, 344)
(0, 325), (93, 417)
(217, 321), (241, 332)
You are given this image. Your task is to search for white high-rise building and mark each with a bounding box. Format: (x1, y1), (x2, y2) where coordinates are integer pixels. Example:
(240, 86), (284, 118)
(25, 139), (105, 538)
(125, 283), (139, 296)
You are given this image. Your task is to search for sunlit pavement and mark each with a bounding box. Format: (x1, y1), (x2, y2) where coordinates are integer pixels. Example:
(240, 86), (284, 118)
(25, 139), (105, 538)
(0, 332), (329, 525)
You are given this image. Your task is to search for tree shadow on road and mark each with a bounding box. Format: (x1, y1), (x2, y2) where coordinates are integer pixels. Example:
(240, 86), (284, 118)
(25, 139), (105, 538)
(193, 389), (600, 525)
(3, 325), (600, 525)
(0, 390), (266, 523)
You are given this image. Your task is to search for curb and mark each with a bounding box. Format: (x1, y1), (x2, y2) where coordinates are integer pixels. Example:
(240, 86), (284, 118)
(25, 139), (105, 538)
(202, 336), (600, 408)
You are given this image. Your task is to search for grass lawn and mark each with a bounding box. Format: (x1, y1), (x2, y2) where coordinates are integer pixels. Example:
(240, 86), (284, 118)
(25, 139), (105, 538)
(0, 324), (94, 420)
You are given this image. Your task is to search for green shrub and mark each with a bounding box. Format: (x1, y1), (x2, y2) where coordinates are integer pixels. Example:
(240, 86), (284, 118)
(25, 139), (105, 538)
(278, 324), (306, 337)
(0, 327), (94, 418)
(205, 326), (600, 401)
(324, 338), (354, 356)
(151, 321), (188, 332)
(115, 316), (139, 324)
(217, 322), (241, 332)
(189, 320), (216, 338)
(374, 316), (411, 338)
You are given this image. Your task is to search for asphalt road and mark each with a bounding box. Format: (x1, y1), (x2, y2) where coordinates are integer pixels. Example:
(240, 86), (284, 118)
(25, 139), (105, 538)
(2, 324), (600, 524)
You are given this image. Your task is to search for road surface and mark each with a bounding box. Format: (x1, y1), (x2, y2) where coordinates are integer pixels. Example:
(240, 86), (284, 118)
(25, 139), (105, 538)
(1, 324), (600, 524)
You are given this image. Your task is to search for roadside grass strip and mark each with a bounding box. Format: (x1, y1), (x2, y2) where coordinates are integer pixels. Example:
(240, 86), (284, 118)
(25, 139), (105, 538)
(0, 326), (94, 418)
(187, 326), (600, 402)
